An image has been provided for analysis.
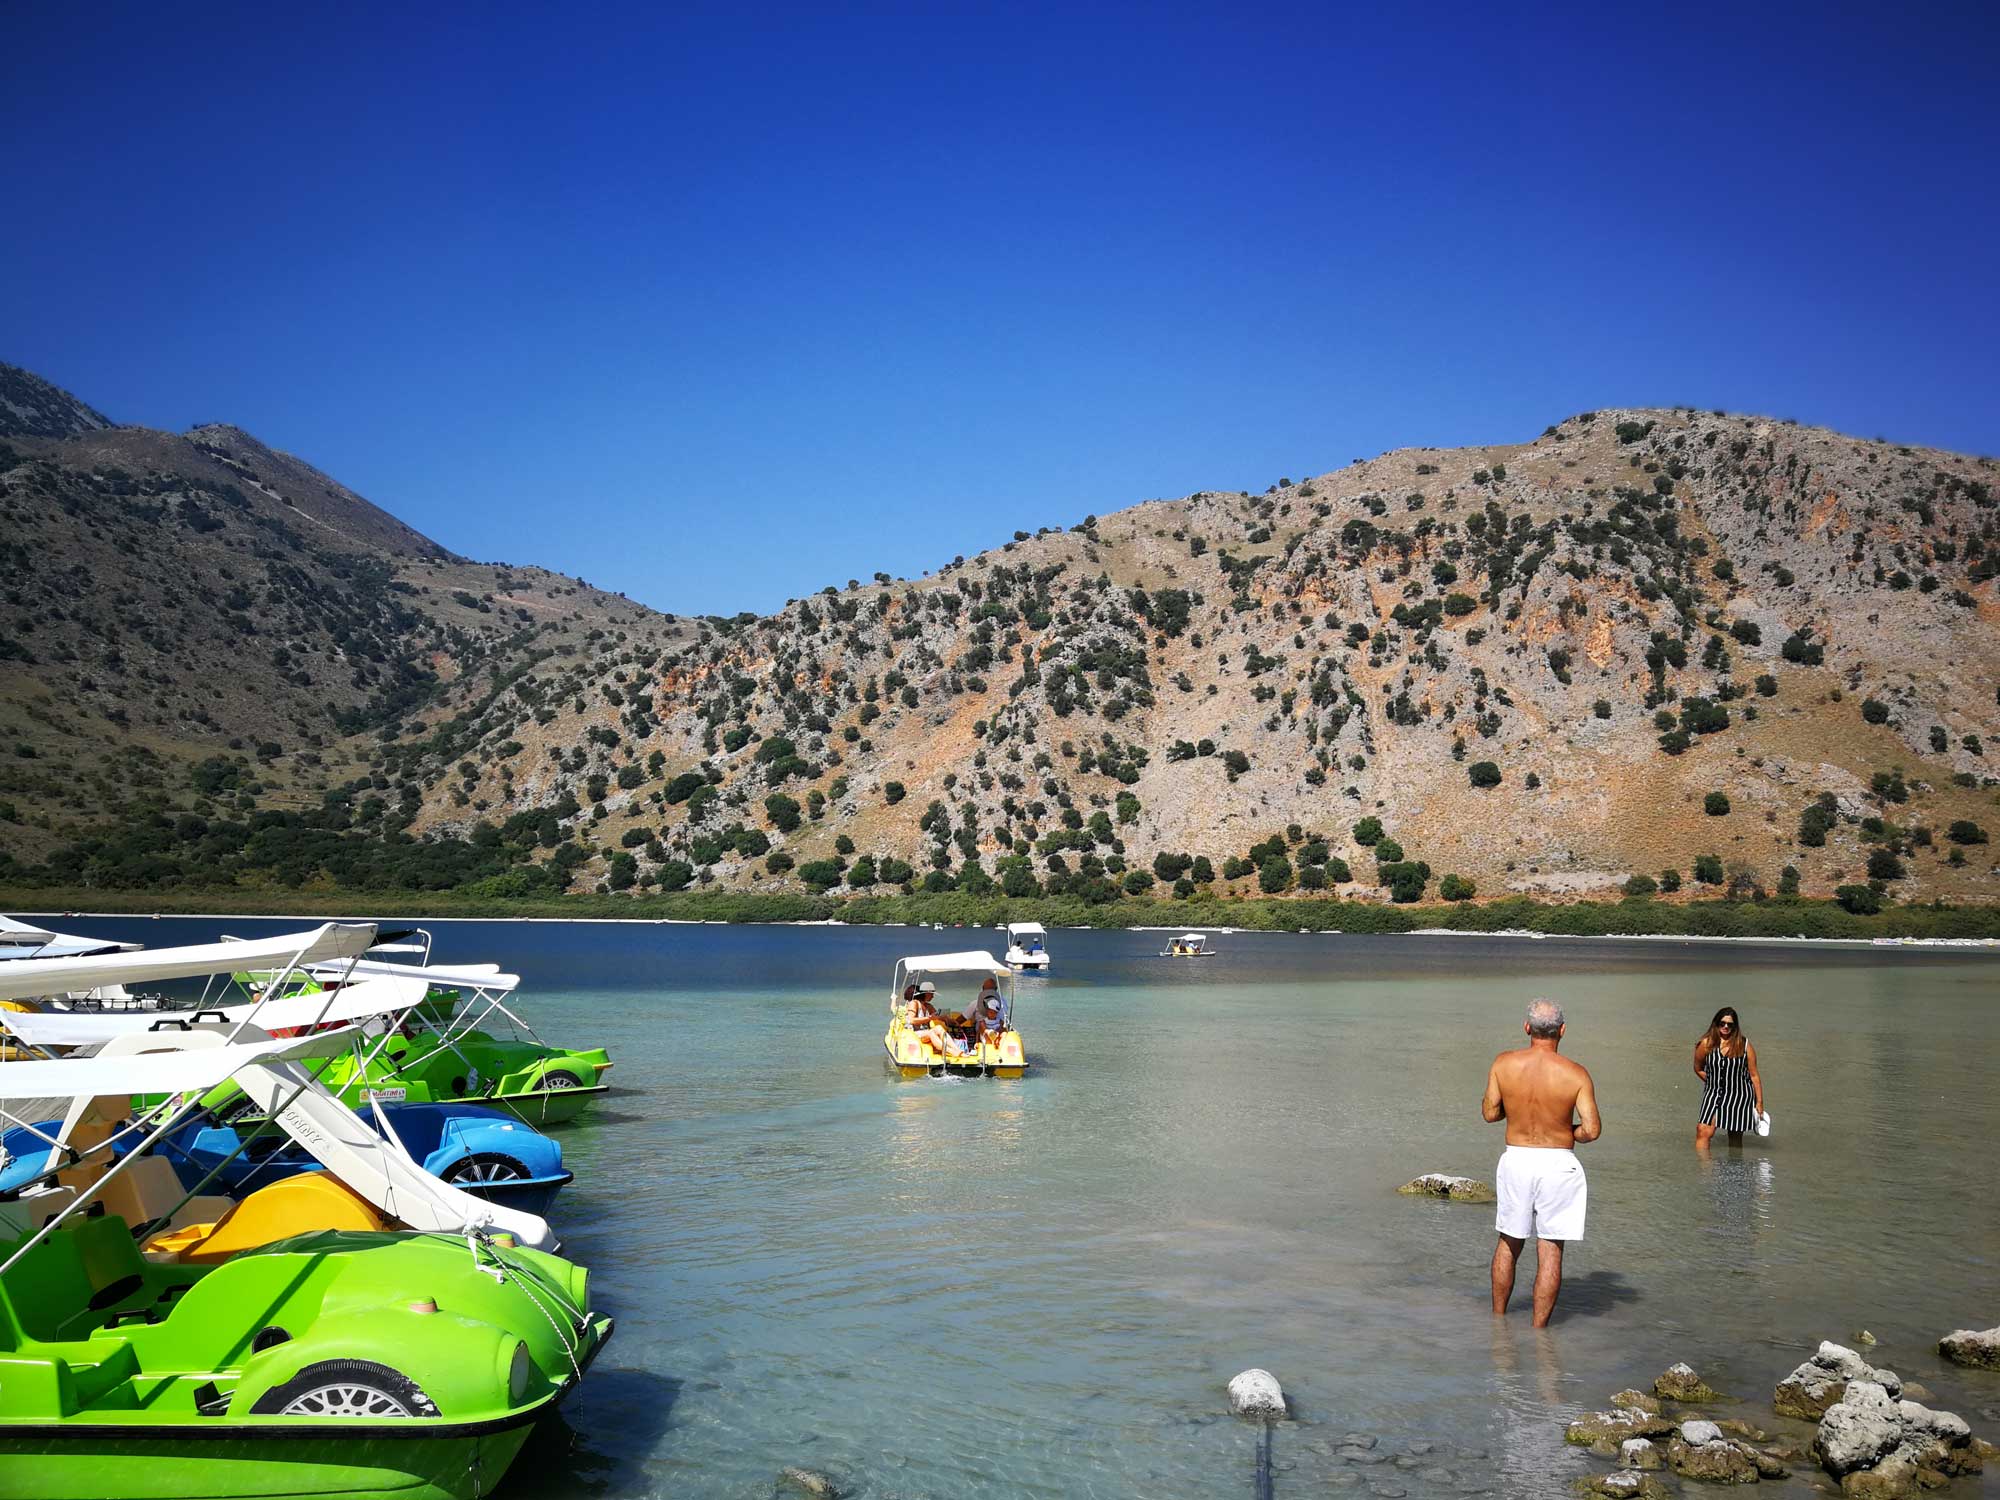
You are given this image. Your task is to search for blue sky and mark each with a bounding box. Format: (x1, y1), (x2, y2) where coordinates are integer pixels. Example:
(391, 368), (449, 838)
(4, 2), (1996, 614)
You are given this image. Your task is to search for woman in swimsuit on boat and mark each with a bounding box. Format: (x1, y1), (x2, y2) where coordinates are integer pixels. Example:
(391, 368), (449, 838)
(1693, 1006), (1763, 1149)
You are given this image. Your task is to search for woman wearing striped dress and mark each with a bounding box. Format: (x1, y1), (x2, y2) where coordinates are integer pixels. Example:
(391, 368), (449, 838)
(1693, 1006), (1763, 1149)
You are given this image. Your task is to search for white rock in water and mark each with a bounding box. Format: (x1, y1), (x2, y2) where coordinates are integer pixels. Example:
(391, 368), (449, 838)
(1813, 1380), (1903, 1477)
(1228, 1367), (1286, 1417)
(1679, 1419), (1722, 1446)
(1938, 1326), (2000, 1370)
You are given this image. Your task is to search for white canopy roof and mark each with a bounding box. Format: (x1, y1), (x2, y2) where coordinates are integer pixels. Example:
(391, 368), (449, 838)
(0, 923), (375, 1004)
(306, 957), (520, 993)
(0, 916), (141, 960)
(1180, 933), (1207, 942)
(898, 951), (1012, 976)
(1006, 923), (1046, 936)
(0, 1027), (354, 1101)
(3, 974), (430, 1049)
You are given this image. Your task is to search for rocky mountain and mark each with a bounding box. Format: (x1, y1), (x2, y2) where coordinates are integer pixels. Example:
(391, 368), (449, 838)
(2, 360), (1996, 908)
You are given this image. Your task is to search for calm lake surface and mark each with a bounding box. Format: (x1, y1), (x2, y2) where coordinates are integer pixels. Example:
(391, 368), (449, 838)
(46, 917), (2000, 1498)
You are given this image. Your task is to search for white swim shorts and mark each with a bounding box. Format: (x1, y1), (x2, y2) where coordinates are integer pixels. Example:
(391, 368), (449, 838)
(1494, 1145), (1587, 1241)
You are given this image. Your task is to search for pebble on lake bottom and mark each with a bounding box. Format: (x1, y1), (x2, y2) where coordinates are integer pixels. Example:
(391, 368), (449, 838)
(777, 1467), (843, 1499)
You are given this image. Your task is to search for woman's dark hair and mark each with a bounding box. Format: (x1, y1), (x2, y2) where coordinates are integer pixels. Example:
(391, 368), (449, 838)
(1704, 1007), (1744, 1048)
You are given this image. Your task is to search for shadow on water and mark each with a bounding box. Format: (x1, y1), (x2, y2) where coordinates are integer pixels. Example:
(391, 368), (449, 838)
(1554, 1269), (1642, 1321)
(505, 1368), (682, 1498)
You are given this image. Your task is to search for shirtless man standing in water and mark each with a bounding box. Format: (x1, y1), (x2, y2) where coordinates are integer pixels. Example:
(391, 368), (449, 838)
(1481, 998), (1601, 1327)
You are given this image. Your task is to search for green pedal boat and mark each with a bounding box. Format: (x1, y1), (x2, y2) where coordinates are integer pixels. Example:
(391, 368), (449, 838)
(0, 1217), (612, 1500)
(8, 924), (619, 1129)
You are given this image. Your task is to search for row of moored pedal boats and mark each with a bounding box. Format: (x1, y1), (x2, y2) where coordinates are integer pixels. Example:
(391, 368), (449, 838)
(0, 917), (613, 1500)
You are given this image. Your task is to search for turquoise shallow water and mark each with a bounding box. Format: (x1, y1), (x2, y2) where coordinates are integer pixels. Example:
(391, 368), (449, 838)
(49, 918), (2000, 1498)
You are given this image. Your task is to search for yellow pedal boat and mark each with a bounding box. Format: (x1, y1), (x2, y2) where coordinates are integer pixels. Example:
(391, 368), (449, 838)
(884, 952), (1027, 1079)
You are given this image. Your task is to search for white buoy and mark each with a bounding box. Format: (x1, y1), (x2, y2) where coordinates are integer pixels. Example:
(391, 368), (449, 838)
(1228, 1367), (1285, 1418)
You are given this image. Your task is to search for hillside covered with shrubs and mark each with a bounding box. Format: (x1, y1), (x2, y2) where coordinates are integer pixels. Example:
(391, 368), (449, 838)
(3, 359), (1997, 918)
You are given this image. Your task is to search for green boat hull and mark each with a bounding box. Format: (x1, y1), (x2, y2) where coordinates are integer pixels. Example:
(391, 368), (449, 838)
(0, 1423), (533, 1499)
(0, 1220), (612, 1500)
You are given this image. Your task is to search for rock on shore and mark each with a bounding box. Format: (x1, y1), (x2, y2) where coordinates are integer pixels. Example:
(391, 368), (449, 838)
(1813, 1379), (1983, 1497)
(1774, 1341), (1902, 1420)
(1938, 1326), (2000, 1370)
(1396, 1174), (1496, 1203)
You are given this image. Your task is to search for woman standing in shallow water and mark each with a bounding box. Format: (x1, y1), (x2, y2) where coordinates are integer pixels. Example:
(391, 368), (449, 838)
(1694, 1006), (1763, 1149)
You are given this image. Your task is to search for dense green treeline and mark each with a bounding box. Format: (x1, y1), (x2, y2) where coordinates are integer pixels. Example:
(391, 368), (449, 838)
(7, 885), (2000, 939)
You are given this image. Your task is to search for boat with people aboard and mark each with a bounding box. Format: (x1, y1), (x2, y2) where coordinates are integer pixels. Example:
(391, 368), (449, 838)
(0, 934), (611, 1499)
(1161, 931), (1216, 957)
(1002, 920), (1051, 970)
(884, 952), (1027, 1078)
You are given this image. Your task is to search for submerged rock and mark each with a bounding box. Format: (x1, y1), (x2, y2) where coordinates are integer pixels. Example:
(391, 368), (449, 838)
(1619, 1438), (1664, 1471)
(1227, 1368), (1285, 1418)
(1655, 1362), (1720, 1402)
(1397, 1173), (1496, 1203)
(1665, 1434), (1762, 1483)
(778, 1468), (844, 1499)
(1938, 1326), (2000, 1370)
(1567, 1408), (1676, 1451)
(1775, 1341), (1903, 1419)
(1573, 1474), (1670, 1499)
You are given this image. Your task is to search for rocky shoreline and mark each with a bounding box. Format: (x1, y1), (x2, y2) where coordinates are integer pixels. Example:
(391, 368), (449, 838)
(1568, 1345), (1996, 1498)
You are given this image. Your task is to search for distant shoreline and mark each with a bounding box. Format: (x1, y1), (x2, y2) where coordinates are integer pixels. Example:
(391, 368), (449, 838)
(8, 887), (2000, 944)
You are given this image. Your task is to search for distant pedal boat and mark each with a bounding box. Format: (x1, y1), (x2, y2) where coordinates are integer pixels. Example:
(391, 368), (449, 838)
(884, 952), (1027, 1079)
(1160, 932), (1215, 957)
(1001, 921), (1051, 971)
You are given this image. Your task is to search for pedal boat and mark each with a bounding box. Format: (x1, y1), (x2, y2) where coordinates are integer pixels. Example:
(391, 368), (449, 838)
(1160, 931), (1216, 957)
(884, 952), (1027, 1079)
(0, 1001), (608, 1500)
(1002, 921), (1051, 971)
(11, 929), (614, 1129)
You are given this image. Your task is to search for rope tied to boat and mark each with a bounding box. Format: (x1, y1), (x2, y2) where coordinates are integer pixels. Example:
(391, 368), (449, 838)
(458, 1227), (587, 1386)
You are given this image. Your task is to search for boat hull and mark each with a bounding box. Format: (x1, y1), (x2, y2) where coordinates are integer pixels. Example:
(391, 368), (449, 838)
(483, 1084), (609, 1126)
(0, 1422), (534, 1500)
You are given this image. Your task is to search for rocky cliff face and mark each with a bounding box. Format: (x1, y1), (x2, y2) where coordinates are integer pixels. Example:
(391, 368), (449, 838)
(2, 364), (1995, 906)
(410, 407), (2000, 905)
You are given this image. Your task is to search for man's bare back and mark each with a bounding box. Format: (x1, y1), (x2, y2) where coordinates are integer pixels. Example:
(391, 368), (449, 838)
(1483, 1046), (1600, 1146)
(1482, 999), (1602, 1326)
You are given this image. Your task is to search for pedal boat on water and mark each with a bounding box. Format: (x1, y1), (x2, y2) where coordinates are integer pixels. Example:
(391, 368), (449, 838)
(0, 944), (609, 1500)
(1001, 921), (1051, 971)
(1160, 931), (1216, 957)
(884, 951), (1026, 1079)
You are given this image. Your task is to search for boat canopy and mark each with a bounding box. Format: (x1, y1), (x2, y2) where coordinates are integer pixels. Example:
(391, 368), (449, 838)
(1181, 933), (1206, 942)
(897, 951), (1014, 977)
(0, 1027), (354, 1101)
(0, 922), (376, 1004)
(1006, 922), (1046, 937)
(305, 957), (521, 992)
(3, 974), (431, 1049)
(0, 915), (141, 960)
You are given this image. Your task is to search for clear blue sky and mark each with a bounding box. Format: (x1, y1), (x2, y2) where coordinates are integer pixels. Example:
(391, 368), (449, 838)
(5, 2), (1996, 614)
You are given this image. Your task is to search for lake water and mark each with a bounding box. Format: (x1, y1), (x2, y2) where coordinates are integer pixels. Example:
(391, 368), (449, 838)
(38, 917), (2000, 1498)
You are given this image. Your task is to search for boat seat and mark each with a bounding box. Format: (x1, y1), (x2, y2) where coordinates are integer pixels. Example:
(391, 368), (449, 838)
(2, 1213), (154, 1342)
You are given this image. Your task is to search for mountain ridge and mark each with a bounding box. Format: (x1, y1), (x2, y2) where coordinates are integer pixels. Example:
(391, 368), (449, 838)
(2, 360), (1996, 913)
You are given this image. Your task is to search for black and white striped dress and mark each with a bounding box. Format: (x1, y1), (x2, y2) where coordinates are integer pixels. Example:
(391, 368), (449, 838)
(1700, 1047), (1756, 1132)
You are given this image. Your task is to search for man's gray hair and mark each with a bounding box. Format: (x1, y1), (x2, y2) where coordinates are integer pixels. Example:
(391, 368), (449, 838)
(1526, 998), (1565, 1037)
